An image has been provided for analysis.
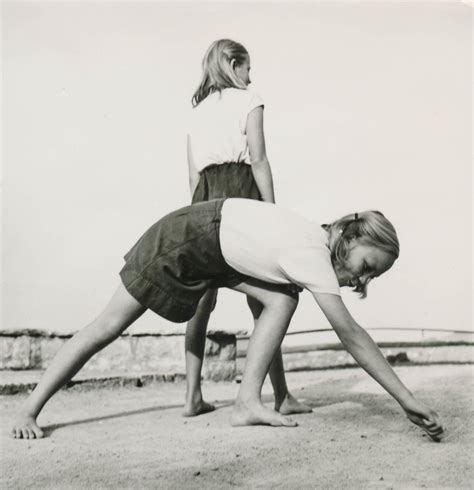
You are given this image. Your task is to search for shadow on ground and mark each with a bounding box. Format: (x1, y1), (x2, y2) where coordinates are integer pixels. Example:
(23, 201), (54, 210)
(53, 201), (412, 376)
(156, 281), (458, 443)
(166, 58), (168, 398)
(1, 365), (472, 489)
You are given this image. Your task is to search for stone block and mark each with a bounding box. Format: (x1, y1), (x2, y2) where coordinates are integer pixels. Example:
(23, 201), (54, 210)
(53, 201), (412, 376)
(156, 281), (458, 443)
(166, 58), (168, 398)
(207, 334), (236, 362)
(124, 335), (185, 374)
(38, 337), (67, 368)
(203, 360), (236, 381)
(0, 336), (31, 369)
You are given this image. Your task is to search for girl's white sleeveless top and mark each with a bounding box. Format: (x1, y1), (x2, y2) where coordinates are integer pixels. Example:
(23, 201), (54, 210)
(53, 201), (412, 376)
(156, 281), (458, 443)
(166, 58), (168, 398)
(188, 88), (264, 173)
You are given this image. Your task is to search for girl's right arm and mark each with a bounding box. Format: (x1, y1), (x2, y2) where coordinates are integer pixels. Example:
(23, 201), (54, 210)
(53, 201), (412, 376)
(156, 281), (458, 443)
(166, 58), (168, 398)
(187, 134), (200, 198)
(246, 107), (275, 203)
(313, 292), (444, 441)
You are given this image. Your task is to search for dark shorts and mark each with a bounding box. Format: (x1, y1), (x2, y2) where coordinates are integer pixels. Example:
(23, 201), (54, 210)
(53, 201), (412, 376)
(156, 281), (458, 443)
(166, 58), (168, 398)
(192, 162), (262, 204)
(120, 199), (248, 323)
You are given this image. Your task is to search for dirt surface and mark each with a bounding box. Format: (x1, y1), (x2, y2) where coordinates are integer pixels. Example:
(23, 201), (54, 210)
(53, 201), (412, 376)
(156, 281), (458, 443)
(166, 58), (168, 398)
(1, 365), (472, 489)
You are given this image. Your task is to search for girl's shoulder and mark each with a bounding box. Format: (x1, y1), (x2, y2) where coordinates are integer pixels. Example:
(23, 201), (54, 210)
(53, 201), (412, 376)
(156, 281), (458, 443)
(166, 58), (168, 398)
(224, 89), (265, 117)
(222, 87), (263, 102)
(190, 89), (264, 122)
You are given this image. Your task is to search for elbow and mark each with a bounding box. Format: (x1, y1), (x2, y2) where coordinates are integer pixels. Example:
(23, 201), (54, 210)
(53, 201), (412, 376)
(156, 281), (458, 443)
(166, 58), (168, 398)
(337, 322), (365, 349)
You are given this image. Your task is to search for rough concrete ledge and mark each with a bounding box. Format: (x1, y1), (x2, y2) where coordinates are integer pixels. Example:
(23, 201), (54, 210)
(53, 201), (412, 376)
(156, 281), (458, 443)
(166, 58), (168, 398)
(0, 331), (236, 381)
(236, 344), (474, 373)
(2, 343), (473, 396)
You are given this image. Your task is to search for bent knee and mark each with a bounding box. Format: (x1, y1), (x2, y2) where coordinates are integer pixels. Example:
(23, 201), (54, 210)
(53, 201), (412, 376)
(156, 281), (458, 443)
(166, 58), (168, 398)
(267, 289), (299, 314)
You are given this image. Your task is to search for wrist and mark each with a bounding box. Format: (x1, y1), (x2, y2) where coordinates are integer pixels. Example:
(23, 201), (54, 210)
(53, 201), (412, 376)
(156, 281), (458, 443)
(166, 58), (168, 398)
(397, 390), (415, 409)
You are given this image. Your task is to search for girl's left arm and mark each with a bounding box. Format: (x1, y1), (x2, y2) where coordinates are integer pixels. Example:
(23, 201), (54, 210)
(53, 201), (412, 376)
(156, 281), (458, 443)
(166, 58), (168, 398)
(313, 292), (444, 441)
(187, 134), (200, 198)
(247, 107), (275, 203)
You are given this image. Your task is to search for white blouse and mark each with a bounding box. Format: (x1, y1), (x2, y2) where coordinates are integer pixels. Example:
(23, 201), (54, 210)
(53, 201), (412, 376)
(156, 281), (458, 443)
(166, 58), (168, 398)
(219, 199), (341, 297)
(188, 88), (264, 173)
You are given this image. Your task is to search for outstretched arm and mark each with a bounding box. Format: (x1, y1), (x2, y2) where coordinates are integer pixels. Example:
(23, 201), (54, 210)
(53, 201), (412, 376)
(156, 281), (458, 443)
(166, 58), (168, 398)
(313, 292), (444, 441)
(246, 107), (275, 203)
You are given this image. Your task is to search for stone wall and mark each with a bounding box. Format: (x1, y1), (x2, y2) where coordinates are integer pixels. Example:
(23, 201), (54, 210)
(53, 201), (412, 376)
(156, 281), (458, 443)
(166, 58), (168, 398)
(2, 329), (473, 385)
(0, 330), (237, 381)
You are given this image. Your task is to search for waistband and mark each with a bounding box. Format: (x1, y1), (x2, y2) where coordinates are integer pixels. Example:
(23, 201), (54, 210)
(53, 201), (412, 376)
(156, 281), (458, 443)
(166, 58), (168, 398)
(200, 161), (250, 172)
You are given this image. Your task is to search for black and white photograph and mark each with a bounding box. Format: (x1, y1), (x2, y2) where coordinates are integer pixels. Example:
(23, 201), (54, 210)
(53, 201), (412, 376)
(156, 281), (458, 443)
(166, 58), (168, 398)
(1, 1), (472, 488)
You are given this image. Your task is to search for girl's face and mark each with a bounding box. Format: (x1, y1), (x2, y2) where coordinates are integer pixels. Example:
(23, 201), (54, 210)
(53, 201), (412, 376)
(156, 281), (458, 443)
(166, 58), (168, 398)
(334, 238), (395, 289)
(233, 55), (251, 86)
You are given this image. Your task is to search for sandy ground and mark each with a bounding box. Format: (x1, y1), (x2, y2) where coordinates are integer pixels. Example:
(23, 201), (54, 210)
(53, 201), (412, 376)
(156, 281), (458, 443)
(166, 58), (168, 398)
(1, 365), (472, 489)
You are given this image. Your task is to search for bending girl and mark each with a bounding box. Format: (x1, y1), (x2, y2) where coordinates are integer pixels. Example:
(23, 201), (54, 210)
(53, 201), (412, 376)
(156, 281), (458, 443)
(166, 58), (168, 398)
(12, 198), (443, 441)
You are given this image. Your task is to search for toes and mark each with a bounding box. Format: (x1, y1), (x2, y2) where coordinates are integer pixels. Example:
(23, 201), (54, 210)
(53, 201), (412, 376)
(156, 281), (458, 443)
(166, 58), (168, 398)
(12, 424), (44, 439)
(278, 396), (313, 415)
(232, 403), (300, 428)
(34, 427), (44, 439)
(275, 420), (297, 427)
(275, 415), (297, 427)
(183, 401), (216, 417)
(201, 402), (216, 414)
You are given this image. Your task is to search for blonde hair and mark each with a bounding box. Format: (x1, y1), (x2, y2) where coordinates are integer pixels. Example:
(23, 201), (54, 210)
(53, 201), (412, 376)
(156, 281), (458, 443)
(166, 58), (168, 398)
(323, 210), (400, 298)
(192, 39), (249, 107)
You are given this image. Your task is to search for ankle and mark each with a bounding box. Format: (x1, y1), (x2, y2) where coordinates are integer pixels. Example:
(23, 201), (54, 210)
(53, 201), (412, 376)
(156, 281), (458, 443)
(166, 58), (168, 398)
(235, 396), (262, 408)
(20, 400), (40, 418)
(274, 391), (290, 405)
(185, 389), (203, 404)
(20, 408), (39, 419)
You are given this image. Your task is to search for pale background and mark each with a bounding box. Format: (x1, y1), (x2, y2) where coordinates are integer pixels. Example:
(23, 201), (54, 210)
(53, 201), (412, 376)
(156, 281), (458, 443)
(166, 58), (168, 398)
(2, 1), (472, 340)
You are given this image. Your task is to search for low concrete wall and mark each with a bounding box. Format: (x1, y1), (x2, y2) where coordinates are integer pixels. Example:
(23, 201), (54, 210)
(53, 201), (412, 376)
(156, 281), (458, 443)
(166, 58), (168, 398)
(268, 345), (474, 372)
(0, 330), (236, 381)
(2, 330), (473, 386)
(236, 343), (474, 374)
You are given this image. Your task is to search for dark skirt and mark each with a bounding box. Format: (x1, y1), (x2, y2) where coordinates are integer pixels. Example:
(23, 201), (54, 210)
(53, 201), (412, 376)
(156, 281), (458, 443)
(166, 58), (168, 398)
(192, 162), (262, 204)
(119, 199), (247, 323)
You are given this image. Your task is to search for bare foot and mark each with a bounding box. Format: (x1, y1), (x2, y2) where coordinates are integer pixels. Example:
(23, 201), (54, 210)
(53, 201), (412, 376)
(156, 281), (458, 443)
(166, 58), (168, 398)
(183, 398), (216, 417)
(276, 393), (313, 415)
(231, 400), (297, 427)
(11, 413), (44, 439)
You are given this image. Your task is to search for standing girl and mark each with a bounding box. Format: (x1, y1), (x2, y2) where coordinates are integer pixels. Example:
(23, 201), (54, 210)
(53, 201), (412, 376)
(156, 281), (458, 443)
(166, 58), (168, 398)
(184, 39), (310, 417)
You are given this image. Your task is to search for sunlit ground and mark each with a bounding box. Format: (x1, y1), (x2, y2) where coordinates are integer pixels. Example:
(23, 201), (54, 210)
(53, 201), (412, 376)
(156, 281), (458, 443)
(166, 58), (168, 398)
(1, 365), (472, 489)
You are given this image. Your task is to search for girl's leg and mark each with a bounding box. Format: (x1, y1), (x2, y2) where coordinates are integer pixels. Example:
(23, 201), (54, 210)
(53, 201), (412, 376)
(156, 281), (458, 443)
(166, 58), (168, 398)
(12, 284), (146, 439)
(230, 280), (299, 427)
(246, 296), (312, 415)
(183, 289), (217, 416)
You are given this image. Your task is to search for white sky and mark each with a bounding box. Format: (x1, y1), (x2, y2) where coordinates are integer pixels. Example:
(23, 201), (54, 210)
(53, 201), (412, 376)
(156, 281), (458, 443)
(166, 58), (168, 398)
(2, 1), (472, 336)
